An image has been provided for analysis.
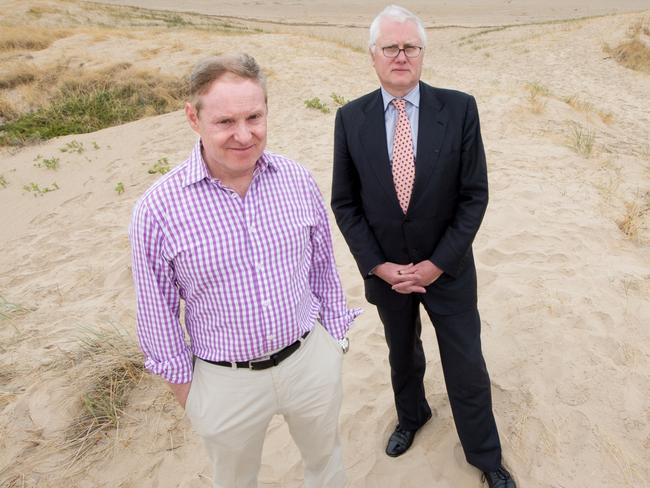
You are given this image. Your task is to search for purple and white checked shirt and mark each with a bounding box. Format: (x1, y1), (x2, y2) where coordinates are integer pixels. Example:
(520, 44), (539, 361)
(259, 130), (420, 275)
(130, 141), (361, 384)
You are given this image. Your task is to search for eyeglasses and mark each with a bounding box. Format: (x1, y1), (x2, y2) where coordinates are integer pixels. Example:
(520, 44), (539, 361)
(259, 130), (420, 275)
(380, 45), (423, 58)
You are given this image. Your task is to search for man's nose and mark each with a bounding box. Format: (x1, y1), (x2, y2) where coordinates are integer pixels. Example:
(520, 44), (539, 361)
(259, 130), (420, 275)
(233, 122), (253, 143)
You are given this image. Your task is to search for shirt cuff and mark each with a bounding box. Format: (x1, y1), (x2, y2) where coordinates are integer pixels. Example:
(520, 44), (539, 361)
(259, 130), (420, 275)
(320, 307), (363, 340)
(144, 346), (194, 384)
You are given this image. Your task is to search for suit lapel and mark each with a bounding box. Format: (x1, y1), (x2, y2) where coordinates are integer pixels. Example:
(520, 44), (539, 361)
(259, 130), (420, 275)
(359, 91), (401, 209)
(411, 82), (448, 212)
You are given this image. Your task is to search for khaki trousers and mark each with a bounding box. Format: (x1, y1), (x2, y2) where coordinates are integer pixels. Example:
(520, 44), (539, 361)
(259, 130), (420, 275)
(185, 323), (346, 488)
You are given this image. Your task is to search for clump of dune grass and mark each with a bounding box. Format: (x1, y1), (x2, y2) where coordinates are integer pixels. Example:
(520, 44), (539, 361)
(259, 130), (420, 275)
(0, 25), (67, 51)
(524, 82), (549, 114)
(0, 62), (39, 89)
(605, 19), (650, 74)
(0, 296), (33, 319)
(0, 94), (16, 122)
(0, 63), (188, 145)
(617, 194), (650, 240)
(564, 95), (614, 124)
(62, 327), (144, 466)
(568, 122), (595, 157)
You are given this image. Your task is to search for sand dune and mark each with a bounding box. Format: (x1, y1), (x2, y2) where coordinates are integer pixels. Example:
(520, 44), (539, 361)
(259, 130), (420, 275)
(1, 1), (649, 487)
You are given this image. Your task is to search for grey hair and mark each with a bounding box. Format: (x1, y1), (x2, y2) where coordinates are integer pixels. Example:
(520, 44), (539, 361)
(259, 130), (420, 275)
(368, 5), (427, 49)
(189, 53), (267, 113)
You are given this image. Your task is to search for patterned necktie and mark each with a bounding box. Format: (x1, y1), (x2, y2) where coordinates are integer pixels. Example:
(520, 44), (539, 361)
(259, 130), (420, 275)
(391, 98), (415, 214)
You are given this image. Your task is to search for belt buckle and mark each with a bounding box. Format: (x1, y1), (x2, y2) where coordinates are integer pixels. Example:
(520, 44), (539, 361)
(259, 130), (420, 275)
(248, 354), (272, 370)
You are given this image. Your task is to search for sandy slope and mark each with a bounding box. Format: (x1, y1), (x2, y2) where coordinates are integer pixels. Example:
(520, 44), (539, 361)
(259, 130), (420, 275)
(0, 1), (649, 487)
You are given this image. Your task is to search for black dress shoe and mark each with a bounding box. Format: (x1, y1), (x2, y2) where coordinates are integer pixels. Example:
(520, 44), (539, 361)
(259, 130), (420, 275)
(385, 414), (431, 457)
(482, 465), (516, 488)
(385, 425), (416, 457)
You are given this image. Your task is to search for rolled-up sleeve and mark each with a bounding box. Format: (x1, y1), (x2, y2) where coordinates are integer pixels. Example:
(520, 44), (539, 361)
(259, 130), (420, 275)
(129, 199), (193, 384)
(307, 176), (362, 340)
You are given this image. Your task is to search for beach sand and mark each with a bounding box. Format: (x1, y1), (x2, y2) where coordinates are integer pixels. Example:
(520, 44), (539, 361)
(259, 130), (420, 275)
(0, 1), (649, 487)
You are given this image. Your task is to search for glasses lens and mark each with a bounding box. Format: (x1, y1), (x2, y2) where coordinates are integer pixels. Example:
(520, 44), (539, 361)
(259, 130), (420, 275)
(383, 46), (399, 57)
(404, 47), (420, 57)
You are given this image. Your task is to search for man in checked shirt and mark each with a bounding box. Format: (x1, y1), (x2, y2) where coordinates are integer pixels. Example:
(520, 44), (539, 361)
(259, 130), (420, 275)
(129, 53), (360, 488)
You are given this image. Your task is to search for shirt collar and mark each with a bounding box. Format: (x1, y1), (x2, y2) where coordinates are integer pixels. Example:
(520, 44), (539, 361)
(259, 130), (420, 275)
(182, 139), (277, 188)
(381, 84), (420, 112)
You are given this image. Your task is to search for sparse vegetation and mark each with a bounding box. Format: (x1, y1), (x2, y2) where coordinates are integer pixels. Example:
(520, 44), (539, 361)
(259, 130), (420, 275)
(0, 62), (39, 89)
(0, 296), (33, 319)
(568, 123), (595, 157)
(564, 95), (614, 124)
(148, 157), (171, 175)
(115, 182), (125, 194)
(330, 93), (348, 107)
(564, 95), (593, 113)
(34, 155), (60, 170)
(525, 82), (549, 114)
(304, 97), (330, 114)
(62, 327), (144, 465)
(0, 94), (16, 121)
(0, 64), (188, 145)
(617, 195), (650, 240)
(0, 26), (68, 51)
(0, 175), (7, 188)
(23, 182), (59, 196)
(60, 140), (85, 154)
(605, 18), (650, 74)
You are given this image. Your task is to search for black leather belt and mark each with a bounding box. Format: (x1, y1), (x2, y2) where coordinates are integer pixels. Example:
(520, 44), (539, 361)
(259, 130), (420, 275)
(201, 330), (310, 370)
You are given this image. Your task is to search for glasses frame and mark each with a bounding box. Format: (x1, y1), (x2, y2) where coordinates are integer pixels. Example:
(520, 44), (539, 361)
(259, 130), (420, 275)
(380, 45), (423, 58)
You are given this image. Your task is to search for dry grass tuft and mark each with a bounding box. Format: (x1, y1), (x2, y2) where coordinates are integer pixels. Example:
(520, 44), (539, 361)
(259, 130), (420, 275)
(564, 95), (614, 124)
(61, 327), (144, 466)
(616, 193), (650, 240)
(524, 82), (549, 114)
(0, 63), (188, 145)
(564, 95), (593, 113)
(0, 62), (39, 90)
(0, 296), (33, 320)
(568, 122), (595, 157)
(0, 94), (17, 122)
(0, 26), (67, 52)
(605, 18), (650, 74)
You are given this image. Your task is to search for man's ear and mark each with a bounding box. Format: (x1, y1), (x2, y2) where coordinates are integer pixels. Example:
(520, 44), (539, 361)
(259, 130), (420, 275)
(185, 102), (200, 133)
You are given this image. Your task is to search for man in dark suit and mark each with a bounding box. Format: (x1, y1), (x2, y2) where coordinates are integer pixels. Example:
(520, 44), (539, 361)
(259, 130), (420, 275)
(331, 5), (516, 487)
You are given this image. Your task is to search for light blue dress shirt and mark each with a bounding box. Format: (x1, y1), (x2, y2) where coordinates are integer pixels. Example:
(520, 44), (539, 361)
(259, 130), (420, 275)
(381, 84), (420, 162)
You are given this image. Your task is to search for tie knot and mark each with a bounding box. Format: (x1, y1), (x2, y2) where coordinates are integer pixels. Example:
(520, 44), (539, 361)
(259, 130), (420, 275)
(392, 98), (406, 112)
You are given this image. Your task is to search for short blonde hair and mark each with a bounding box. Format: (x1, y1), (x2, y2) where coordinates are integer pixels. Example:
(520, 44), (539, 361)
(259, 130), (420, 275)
(189, 53), (267, 113)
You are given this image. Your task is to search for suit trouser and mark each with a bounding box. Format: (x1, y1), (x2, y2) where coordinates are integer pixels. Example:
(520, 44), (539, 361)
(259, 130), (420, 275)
(376, 296), (502, 471)
(184, 323), (346, 488)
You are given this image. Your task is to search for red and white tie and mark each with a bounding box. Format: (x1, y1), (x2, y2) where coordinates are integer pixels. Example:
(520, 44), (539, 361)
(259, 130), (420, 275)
(391, 98), (415, 214)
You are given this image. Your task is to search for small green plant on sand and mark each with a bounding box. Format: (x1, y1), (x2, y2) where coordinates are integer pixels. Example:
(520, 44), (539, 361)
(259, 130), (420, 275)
(304, 97), (330, 114)
(60, 140), (85, 153)
(23, 181), (59, 196)
(568, 123), (595, 158)
(330, 93), (348, 107)
(148, 157), (171, 175)
(34, 155), (60, 170)
(115, 182), (125, 194)
(0, 175), (7, 188)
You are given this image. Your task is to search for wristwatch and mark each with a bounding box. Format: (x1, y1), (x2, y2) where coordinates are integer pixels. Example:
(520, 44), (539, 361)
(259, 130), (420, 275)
(337, 337), (350, 354)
